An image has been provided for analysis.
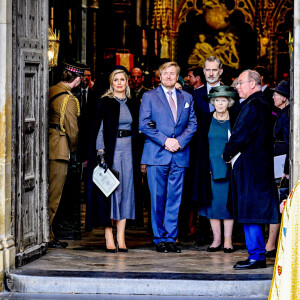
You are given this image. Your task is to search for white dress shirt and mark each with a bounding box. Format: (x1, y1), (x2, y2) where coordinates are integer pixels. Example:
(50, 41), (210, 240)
(161, 85), (178, 110)
(207, 82), (221, 112)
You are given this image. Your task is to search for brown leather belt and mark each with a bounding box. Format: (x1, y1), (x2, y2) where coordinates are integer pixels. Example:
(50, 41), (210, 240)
(49, 123), (61, 130)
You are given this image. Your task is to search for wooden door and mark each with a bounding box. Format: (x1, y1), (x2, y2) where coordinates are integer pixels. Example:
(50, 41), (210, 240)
(12, 0), (49, 267)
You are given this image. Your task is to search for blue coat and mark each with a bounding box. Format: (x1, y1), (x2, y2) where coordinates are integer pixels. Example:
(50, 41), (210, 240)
(223, 91), (280, 224)
(139, 86), (197, 167)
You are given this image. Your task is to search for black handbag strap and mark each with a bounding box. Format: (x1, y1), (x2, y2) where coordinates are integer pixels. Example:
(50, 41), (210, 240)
(49, 91), (69, 104)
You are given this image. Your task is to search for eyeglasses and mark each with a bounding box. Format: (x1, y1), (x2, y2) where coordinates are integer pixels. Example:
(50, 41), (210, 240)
(236, 80), (253, 86)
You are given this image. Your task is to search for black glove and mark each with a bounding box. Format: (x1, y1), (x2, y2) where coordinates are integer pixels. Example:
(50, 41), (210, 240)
(97, 149), (108, 173)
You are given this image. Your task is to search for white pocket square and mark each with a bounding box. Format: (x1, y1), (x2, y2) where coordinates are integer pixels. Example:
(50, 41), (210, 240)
(184, 102), (189, 108)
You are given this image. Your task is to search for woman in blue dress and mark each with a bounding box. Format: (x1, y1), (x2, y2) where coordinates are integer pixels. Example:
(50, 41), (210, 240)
(86, 67), (139, 253)
(193, 86), (238, 253)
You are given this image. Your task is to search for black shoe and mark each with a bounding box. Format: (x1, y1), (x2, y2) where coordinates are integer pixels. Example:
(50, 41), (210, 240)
(234, 259), (266, 270)
(265, 249), (276, 258)
(207, 244), (223, 252)
(224, 247), (235, 253)
(48, 239), (68, 249)
(167, 242), (181, 253)
(116, 241), (128, 252)
(156, 242), (168, 253)
(118, 247), (128, 253)
(105, 247), (117, 253)
(54, 238), (68, 248)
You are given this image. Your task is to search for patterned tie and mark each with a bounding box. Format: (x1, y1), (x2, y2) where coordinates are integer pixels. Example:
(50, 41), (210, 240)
(167, 91), (177, 122)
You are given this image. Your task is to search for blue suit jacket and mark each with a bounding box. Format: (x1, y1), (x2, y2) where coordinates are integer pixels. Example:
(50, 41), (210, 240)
(139, 85), (197, 167)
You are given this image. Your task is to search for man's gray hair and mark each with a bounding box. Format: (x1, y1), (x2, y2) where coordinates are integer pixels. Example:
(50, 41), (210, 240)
(245, 69), (262, 87)
(204, 56), (223, 70)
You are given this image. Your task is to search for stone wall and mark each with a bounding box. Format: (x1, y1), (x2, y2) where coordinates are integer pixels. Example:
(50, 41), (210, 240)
(0, 0), (16, 291)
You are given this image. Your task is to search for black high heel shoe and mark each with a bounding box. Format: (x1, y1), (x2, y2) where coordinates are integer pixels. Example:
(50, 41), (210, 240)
(105, 240), (117, 253)
(265, 248), (276, 258)
(206, 244), (223, 252)
(116, 241), (128, 253)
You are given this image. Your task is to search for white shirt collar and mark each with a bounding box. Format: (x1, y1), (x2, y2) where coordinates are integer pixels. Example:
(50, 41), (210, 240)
(262, 84), (267, 92)
(207, 81), (221, 93)
(161, 85), (177, 108)
(161, 85), (176, 98)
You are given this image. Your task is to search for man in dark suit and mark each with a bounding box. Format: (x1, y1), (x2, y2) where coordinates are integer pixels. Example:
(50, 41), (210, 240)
(254, 66), (280, 116)
(191, 56), (226, 245)
(130, 67), (150, 227)
(131, 67), (149, 105)
(78, 67), (98, 164)
(193, 56), (223, 116)
(139, 62), (197, 253)
(223, 70), (279, 270)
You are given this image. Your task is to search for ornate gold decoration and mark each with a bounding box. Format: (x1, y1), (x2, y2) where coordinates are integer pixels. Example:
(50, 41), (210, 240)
(176, 0), (255, 32)
(288, 31), (294, 58)
(152, 0), (175, 59)
(160, 33), (171, 59)
(188, 32), (240, 69)
(270, 0), (293, 32)
(60, 95), (80, 133)
(215, 32), (239, 68)
(88, 0), (99, 9)
(152, 0), (174, 32)
(204, 5), (229, 30)
(174, 0), (203, 32)
(48, 27), (60, 68)
(188, 34), (214, 66)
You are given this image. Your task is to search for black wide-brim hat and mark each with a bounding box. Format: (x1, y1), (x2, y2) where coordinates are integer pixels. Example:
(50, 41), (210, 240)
(110, 65), (129, 76)
(272, 80), (290, 98)
(207, 85), (237, 100)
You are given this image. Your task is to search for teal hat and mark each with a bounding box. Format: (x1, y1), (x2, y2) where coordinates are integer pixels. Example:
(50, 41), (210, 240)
(207, 85), (237, 99)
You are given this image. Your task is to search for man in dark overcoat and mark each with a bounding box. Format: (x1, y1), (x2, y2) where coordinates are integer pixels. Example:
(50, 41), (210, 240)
(223, 69), (280, 269)
(130, 67), (150, 227)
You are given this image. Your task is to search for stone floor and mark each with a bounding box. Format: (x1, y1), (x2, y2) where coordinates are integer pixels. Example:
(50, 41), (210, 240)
(14, 227), (275, 275)
(6, 227), (275, 297)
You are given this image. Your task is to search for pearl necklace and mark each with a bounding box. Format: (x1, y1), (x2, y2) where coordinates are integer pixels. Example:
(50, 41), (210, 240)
(214, 111), (229, 123)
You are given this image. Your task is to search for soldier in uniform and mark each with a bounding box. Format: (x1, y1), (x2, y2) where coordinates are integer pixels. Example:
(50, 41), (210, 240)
(48, 62), (84, 248)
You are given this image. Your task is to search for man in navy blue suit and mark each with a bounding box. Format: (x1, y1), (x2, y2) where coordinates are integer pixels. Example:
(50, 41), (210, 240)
(139, 62), (197, 253)
(193, 56), (224, 117)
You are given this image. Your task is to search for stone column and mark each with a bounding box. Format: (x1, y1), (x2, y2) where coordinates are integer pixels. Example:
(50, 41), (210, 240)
(0, 0), (16, 290)
(291, 2), (300, 186)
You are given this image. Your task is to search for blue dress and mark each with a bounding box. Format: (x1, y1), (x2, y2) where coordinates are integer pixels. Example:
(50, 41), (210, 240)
(96, 97), (135, 221)
(199, 117), (233, 219)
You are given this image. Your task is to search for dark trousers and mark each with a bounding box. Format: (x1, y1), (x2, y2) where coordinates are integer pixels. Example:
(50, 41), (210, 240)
(147, 158), (185, 244)
(243, 224), (266, 260)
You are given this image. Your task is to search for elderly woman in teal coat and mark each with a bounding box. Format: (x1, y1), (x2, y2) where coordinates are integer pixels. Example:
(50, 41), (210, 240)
(193, 86), (238, 253)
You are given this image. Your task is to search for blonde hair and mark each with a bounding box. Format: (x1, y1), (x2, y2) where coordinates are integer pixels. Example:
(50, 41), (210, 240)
(159, 62), (180, 76)
(102, 69), (131, 98)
